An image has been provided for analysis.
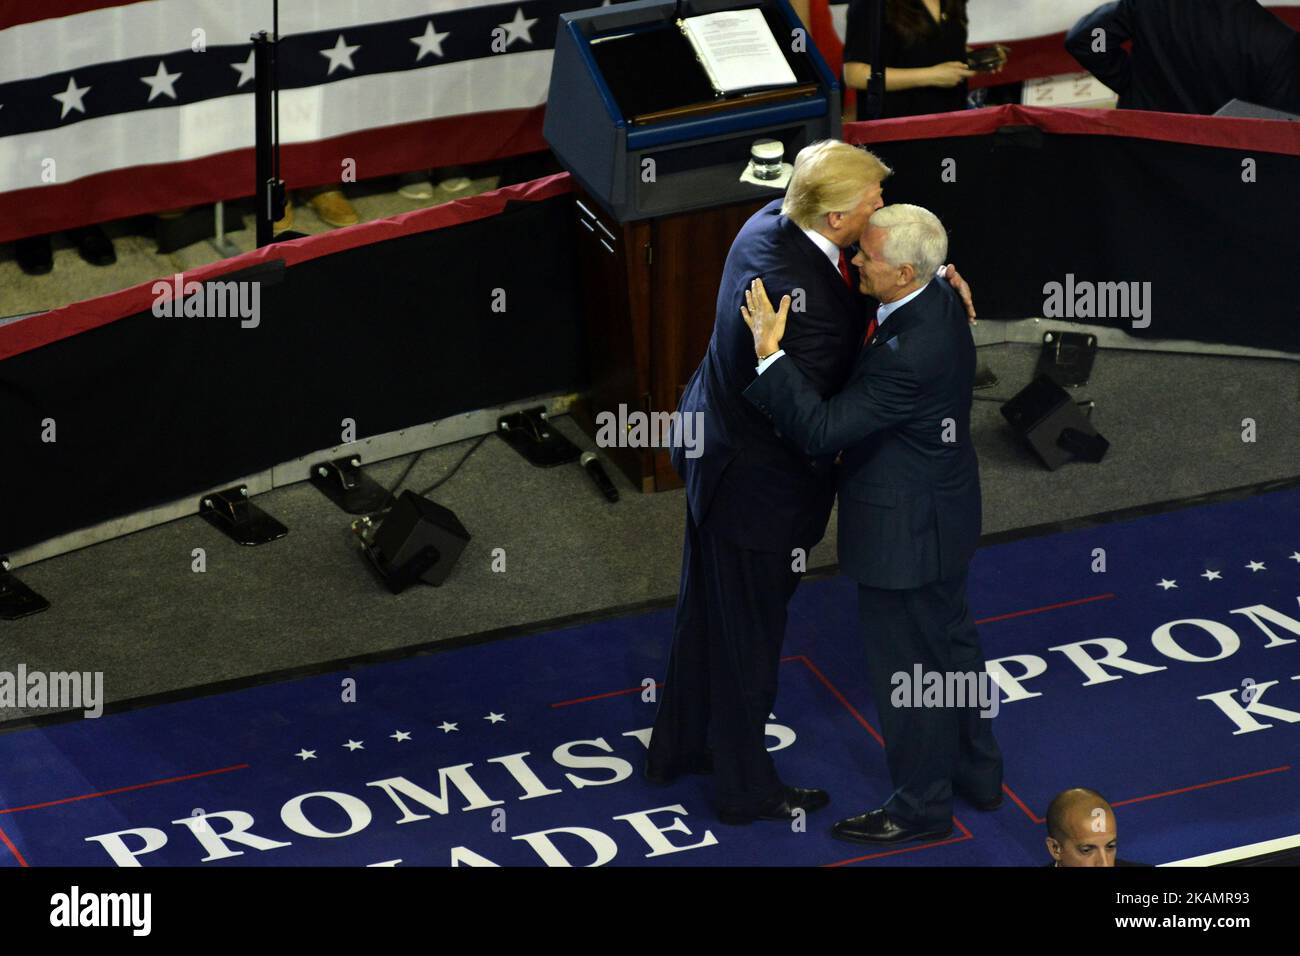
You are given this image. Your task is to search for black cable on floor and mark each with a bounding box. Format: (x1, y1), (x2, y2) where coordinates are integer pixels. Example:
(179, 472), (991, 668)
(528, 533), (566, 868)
(417, 433), (491, 497)
(384, 450), (424, 497)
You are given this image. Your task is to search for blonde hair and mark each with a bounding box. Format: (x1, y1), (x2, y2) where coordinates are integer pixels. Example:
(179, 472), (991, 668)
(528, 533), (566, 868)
(870, 204), (948, 282)
(781, 140), (893, 230)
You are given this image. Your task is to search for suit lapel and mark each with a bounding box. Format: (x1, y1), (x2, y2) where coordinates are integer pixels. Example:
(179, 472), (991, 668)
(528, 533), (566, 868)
(867, 280), (943, 351)
(779, 215), (863, 318)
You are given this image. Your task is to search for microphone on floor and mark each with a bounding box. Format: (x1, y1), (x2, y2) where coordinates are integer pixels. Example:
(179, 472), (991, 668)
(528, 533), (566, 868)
(581, 451), (619, 503)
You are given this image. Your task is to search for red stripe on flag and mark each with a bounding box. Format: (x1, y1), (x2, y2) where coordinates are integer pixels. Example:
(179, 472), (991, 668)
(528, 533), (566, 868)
(0, 0), (149, 31)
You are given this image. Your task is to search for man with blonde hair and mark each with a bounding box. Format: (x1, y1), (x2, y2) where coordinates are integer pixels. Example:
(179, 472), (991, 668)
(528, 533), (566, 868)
(646, 141), (975, 826)
(739, 202), (1002, 843)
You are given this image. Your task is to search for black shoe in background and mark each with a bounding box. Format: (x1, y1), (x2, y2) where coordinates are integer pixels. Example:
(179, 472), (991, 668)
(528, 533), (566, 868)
(67, 225), (116, 266)
(15, 235), (53, 275)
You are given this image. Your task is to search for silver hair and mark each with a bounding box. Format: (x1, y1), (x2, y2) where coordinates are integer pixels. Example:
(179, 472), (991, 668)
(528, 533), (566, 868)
(868, 204), (948, 284)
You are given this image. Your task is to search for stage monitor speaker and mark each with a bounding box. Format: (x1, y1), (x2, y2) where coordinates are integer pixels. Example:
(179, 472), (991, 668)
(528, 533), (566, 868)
(1001, 375), (1109, 471)
(1035, 330), (1097, 386)
(366, 491), (470, 592)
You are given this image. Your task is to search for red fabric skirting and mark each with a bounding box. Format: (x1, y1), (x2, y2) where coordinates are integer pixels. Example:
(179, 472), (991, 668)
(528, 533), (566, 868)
(0, 106), (547, 247)
(847, 103), (1300, 157)
(0, 169), (573, 362)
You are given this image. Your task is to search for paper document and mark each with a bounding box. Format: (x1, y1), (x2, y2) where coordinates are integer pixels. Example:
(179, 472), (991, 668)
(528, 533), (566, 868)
(679, 10), (797, 94)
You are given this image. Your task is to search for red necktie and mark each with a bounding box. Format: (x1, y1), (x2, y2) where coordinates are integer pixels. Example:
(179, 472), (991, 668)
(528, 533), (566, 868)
(862, 312), (878, 347)
(837, 250), (853, 288)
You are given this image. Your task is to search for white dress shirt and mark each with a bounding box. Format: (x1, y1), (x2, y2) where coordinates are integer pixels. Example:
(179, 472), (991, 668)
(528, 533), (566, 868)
(756, 268), (946, 374)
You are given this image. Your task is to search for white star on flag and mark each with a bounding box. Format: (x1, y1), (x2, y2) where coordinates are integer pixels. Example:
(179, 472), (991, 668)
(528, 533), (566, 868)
(343, 739), (365, 751)
(295, 749), (317, 760)
(1201, 569), (1222, 581)
(437, 721), (459, 733)
(1246, 560), (1266, 572)
(484, 712), (507, 724)
(1156, 579), (1178, 590)
(390, 730), (412, 742)
(321, 34), (361, 75)
(498, 8), (538, 49)
(141, 61), (182, 102)
(54, 76), (91, 119)
(231, 51), (256, 88)
(411, 21), (451, 60)
(1289, 552), (1300, 563)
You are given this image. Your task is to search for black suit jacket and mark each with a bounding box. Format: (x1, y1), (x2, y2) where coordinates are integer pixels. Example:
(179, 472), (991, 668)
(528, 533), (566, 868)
(744, 280), (980, 589)
(673, 198), (867, 553)
(1065, 0), (1300, 115)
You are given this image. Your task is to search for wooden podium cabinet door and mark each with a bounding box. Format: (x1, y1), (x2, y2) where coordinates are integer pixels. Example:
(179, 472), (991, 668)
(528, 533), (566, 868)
(648, 198), (769, 490)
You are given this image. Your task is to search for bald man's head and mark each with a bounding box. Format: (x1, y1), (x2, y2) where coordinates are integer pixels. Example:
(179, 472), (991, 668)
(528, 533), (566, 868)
(1045, 788), (1118, 867)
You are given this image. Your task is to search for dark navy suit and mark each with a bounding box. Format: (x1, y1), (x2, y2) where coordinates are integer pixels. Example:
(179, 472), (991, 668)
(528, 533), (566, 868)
(745, 279), (1003, 827)
(1065, 0), (1300, 115)
(649, 198), (866, 815)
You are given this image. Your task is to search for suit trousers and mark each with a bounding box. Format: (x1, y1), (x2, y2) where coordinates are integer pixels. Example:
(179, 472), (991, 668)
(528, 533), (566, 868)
(856, 570), (1004, 827)
(648, 507), (804, 814)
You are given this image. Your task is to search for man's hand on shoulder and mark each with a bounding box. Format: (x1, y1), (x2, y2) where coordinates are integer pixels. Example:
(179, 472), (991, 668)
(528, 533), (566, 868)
(942, 264), (977, 325)
(740, 277), (791, 360)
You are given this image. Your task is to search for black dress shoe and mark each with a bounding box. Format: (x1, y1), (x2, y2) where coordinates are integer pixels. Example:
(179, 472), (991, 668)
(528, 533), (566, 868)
(15, 235), (53, 275)
(644, 752), (713, 785)
(67, 225), (116, 266)
(831, 808), (952, 845)
(718, 786), (830, 825)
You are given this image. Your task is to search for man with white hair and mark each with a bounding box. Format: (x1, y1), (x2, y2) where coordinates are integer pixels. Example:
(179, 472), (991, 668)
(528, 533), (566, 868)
(740, 203), (1003, 844)
(645, 142), (976, 827)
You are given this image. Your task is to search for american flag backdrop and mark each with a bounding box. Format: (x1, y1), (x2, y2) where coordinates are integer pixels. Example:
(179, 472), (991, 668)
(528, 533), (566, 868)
(1, 0), (1297, 246)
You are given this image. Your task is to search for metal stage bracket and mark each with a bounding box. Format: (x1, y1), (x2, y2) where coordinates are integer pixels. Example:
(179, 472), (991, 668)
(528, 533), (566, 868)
(199, 486), (288, 546)
(498, 406), (581, 467)
(309, 456), (395, 515)
(0, 558), (50, 620)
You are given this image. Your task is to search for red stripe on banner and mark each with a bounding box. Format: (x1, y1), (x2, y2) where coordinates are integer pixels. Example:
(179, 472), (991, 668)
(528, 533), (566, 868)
(0, 105), (547, 247)
(0, 823), (28, 867)
(846, 103), (1300, 156)
(0, 168), (573, 362)
(0, 0), (148, 31)
(0, 763), (253, 814)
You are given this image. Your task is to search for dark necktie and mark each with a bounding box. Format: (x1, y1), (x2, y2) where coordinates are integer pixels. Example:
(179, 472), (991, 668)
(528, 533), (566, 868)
(837, 249), (853, 289)
(863, 309), (879, 347)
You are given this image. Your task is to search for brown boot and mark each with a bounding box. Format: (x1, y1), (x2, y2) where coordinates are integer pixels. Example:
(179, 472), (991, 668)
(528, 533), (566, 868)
(307, 189), (359, 228)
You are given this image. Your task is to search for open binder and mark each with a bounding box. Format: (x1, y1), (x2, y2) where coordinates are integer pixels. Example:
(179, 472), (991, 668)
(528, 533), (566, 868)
(588, 5), (812, 124)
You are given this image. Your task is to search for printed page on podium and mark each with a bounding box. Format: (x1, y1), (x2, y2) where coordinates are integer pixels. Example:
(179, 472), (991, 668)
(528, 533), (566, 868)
(680, 9), (798, 94)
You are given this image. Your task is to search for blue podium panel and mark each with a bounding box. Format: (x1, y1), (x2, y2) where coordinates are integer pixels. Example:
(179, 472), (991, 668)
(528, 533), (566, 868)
(544, 0), (841, 222)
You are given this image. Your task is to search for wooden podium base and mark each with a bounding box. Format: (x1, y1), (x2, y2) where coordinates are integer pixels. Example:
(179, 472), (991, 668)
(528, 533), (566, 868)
(571, 189), (770, 492)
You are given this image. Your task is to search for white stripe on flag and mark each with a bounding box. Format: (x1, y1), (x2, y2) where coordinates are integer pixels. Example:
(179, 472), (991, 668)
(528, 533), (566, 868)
(0, 0), (546, 83)
(0, 49), (552, 191)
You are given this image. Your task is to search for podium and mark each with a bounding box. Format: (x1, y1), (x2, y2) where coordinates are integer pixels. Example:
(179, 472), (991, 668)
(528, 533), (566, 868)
(544, 0), (841, 491)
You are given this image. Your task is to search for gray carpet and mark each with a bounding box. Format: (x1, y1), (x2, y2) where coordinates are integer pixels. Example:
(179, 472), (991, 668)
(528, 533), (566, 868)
(2, 343), (1298, 719)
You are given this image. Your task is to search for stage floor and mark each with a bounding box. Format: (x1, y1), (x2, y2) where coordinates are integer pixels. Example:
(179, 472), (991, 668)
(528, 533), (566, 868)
(2, 485), (1298, 867)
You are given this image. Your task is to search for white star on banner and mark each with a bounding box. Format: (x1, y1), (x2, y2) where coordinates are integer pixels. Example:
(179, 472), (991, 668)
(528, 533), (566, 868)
(53, 76), (90, 119)
(437, 721), (459, 733)
(231, 51), (256, 88)
(343, 739), (365, 751)
(390, 730), (412, 742)
(141, 61), (182, 102)
(1201, 569), (1222, 581)
(1156, 579), (1178, 590)
(1246, 560), (1266, 572)
(498, 8), (538, 49)
(295, 749), (317, 760)
(320, 34), (360, 75)
(411, 20), (450, 60)
(1289, 552), (1300, 563)
(484, 712), (506, 724)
